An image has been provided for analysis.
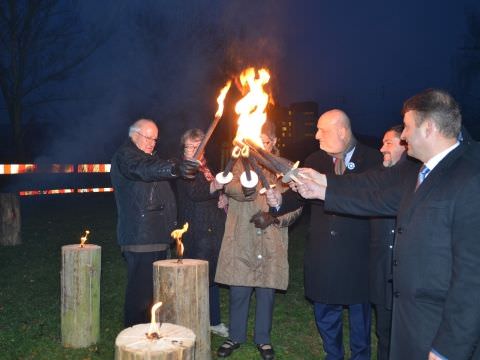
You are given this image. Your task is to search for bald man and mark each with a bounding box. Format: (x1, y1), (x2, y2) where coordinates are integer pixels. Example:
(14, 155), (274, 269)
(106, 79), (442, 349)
(268, 110), (382, 359)
(111, 118), (199, 326)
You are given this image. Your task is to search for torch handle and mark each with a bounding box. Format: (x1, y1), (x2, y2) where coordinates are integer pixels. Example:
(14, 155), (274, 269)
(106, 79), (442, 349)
(241, 156), (252, 181)
(249, 155), (271, 190)
(193, 115), (221, 160)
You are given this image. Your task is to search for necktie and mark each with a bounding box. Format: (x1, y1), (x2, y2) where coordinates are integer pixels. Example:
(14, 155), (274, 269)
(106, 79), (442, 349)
(415, 165), (430, 191)
(333, 157), (345, 175)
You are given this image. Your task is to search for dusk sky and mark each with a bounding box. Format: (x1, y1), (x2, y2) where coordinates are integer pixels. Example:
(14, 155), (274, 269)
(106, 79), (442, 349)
(1, 0), (479, 162)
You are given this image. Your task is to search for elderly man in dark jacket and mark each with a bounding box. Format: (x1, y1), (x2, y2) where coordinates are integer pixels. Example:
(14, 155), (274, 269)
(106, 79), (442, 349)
(111, 118), (198, 327)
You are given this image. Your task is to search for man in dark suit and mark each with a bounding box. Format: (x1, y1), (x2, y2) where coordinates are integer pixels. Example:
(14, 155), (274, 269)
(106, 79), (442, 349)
(267, 109), (382, 360)
(293, 89), (480, 359)
(370, 124), (407, 360)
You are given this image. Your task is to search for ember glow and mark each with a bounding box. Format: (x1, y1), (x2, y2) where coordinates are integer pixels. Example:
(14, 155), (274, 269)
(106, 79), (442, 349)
(234, 67), (271, 147)
(170, 223), (189, 262)
(80, 230), (90, 248)
(146, 301), (163, 339)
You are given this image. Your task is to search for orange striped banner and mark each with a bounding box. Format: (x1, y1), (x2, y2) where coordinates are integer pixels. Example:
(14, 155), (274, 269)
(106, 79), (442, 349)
(77, 187), (114, 193)
(0, 163), (110, 174)
(77, 164), (111, 173)
(19, 187), (114, 196)
(19, 189), (76, 196)
(0, 164), (37, 174)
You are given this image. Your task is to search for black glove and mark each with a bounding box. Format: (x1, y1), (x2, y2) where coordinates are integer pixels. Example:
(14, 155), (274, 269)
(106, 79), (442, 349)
(249, 210), (280, 229)
(242, 185), (256, 198)
(176, 159), (199, 179)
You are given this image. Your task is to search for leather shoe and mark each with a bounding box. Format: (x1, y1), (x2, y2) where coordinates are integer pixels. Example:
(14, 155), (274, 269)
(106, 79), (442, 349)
(217, 339), (240, 357)
(257, 344), (275, 360)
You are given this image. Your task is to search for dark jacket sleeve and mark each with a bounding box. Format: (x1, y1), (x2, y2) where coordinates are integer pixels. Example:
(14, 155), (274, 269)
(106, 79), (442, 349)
(324, 159), (419, 217)
(180, 172), (218, 202)
(115, 144), (178, 182)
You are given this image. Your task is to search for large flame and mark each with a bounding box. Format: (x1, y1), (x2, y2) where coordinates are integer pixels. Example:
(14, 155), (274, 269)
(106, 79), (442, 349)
(80, 230), (90, 248)
(234, 68), (271, 147)
(170, 222), (189, 260)
(215, 81), (232, 119)
(146, 301), (163, 339)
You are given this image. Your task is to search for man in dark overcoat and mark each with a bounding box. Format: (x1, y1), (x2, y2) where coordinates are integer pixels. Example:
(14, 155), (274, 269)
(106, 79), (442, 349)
(111, 118), (198, 327)
(267, 109), (382, 360)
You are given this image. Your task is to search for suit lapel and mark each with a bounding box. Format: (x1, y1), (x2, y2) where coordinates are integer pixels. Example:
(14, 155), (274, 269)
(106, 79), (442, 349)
(399, 145), (465, 221)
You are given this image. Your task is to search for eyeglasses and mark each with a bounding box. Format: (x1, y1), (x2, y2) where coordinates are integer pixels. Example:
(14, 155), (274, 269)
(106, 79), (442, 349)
(184, 144), (200, 150)
(135, 131), (158, 143)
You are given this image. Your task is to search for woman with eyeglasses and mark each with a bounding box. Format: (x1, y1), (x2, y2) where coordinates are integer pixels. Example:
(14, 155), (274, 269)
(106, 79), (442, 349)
(214, 121), (301, 360)
(176, 128), (229, 338)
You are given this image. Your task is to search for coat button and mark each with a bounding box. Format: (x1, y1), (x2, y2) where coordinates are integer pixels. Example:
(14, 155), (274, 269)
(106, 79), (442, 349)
(391, 229), (395, 234)
(330, 230), (337, 236)
(397, 227), (403, 234)
(393, 259), (398, 266)
(257, 254), (263, 259)
(394, 291), (400, 298)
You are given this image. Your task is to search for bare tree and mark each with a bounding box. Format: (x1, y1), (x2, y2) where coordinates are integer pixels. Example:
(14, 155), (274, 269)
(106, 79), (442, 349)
(0, 0), (110, 160)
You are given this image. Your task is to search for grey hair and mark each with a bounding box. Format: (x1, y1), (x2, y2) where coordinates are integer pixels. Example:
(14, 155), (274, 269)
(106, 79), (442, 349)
(128, 119), (155, 137)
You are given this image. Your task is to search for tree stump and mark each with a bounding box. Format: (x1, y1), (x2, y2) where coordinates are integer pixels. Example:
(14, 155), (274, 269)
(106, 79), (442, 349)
(0, 193), (21, 246)
(61, 244), (101, 348)
(153, 259), (210, 360)
(115, 323), (195, 360)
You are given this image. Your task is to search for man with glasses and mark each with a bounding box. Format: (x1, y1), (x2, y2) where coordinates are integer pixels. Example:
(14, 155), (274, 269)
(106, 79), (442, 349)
(111, 118), (199, 327)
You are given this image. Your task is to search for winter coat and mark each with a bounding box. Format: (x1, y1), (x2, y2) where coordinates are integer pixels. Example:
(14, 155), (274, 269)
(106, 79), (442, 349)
(215, 161), (301, 291)
(176, 168), (226, 285)
(279, 143), (382, 303)
(110, 139), (178, 246)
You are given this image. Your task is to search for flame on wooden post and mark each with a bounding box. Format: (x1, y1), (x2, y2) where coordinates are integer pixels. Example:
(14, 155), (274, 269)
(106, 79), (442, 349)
(80, 230), (90, 248)
(170, 223), (189, 263)
(146, 301), (163, 339)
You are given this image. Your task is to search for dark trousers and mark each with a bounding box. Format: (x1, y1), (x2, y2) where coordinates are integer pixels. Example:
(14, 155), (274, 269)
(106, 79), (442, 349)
(373, 303), (392, 360)
(314, 302), (371, 360)
(210, 283), (221, 325)
(123, 250), (167, 327)
(229, 285), (275, 345)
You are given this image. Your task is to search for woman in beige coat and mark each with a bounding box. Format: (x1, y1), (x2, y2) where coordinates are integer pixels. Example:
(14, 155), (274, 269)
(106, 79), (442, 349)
(215, 122), (300, 360)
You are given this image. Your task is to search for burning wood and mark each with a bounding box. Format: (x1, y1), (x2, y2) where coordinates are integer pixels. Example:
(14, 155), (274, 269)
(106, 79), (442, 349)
(146, 301), (163, 339)
(170, 223), (188, 263)
(193, 81), (232, 161)
(243, 139), (302, 184)
(79, 230), (90, 248)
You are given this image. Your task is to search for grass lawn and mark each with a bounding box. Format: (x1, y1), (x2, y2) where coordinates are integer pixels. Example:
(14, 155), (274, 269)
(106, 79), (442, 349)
(0, 194), (377, 359)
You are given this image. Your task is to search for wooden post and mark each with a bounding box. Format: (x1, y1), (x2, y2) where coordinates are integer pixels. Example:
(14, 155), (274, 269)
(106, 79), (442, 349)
(0, 193), (21, 246)
(115, 323), (195, 360)
(61, 244), (101, 348)
(153, 259), (210, 360)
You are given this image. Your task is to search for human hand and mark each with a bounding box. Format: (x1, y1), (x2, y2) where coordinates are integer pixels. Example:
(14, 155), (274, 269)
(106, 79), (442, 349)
(249, 210), (280, 229)
(210, 178), (224, 193)
(296, 179), (326, 200)
(265, 188), (282, 208)
(428, 351), (445, 360)
(218, 193), (229, 209)
(298, 168), (327, 186)
(178, 159), (199, 179)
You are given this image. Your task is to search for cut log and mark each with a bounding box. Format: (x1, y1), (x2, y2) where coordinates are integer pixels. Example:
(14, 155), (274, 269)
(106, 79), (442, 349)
(61, 244), (101, 348)
(0, 193), (21, 246)
(153, 259), (210, 360)
(115, 322), (195, 360)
